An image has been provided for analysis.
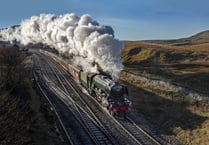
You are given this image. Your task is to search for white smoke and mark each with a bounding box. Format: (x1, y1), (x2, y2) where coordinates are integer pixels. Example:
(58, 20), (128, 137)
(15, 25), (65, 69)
(0, 13), (124, 79)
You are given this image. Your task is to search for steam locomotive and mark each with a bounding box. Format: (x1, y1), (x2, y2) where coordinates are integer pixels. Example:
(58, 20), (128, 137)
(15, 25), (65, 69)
(43, 50), (132, 116)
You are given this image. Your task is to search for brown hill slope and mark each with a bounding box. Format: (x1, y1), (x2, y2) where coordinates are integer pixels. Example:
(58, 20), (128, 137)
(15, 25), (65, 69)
(121, 31), (209, 145)
(180, 30), (209, 44)
(123, 41), (209, 65)
(145, 30), (209, 45)
(122, 32), (209, 94)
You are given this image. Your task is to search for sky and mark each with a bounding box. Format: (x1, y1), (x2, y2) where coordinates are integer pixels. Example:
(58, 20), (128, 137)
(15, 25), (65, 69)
(0, 0), (209, 40)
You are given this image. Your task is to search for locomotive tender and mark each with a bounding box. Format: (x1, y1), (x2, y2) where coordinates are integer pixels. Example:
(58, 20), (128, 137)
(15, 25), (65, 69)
(43, 50), (132, 116)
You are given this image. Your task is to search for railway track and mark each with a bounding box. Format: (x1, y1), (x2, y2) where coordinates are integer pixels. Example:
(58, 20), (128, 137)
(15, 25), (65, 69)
(42, 51), (167, 145)
(46, 55), (118, 145)
(33, 53), (94, 145)
(33, 50), (171, 145)
(33, 51), (118, 145)
(116, 117), (161, 145)
(42, 53), (139, 145)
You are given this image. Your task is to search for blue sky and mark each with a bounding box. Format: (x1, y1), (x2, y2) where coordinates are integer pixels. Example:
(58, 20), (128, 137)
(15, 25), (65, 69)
(1, 0), (209, 40)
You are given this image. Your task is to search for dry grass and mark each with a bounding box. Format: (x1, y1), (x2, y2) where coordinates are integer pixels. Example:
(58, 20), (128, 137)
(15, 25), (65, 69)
(173, 106), (209, 145)
(122, 41), (209, 94)
(121, 40), (209, 144)
(123, 41), (209, 65)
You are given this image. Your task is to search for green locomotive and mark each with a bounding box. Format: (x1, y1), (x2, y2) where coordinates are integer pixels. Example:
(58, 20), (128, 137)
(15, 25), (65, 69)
(80, 71), (132, 115)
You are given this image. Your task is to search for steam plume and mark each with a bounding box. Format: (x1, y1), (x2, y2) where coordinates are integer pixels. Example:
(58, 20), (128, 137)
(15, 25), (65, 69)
(0, 13), (123, 79)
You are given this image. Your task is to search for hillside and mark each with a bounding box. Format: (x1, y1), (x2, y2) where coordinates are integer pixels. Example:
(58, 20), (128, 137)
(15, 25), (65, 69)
(176, 30), (209, 45)
(145, 30), (209, 45)
(120, 30), (209, 144)
(0, 46), (64, 145)
(122, 32), (209, 94)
